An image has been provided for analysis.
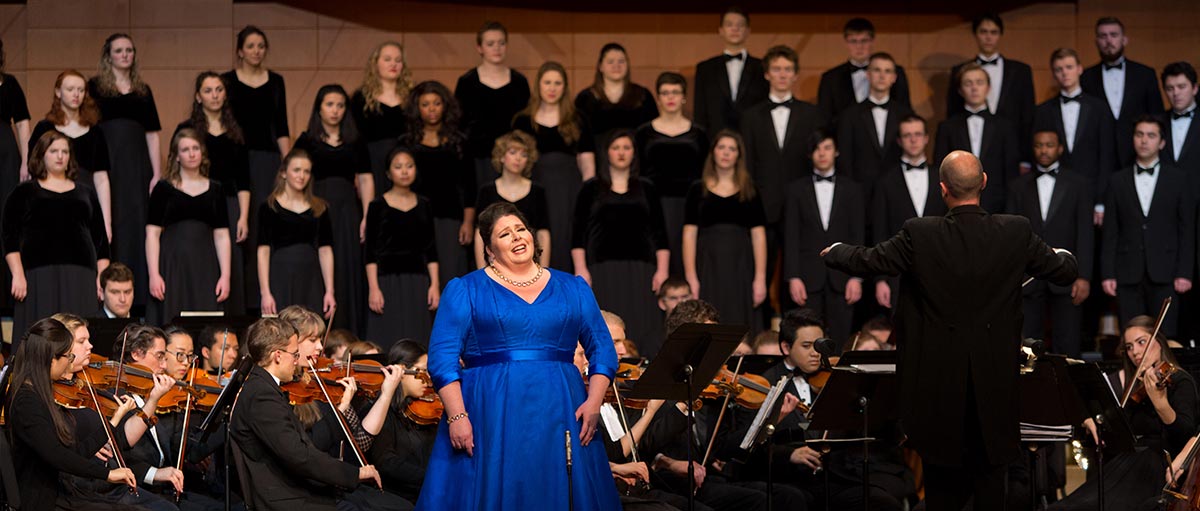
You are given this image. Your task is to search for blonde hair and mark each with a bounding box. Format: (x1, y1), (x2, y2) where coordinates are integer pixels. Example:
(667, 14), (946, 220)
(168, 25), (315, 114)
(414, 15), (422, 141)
(164, 128), (211, 185)
(358, 41), (413, 115)
(50, 313), (88, 335)
(267, 147), (327, 217)
(278, 305), (325, 341)
(490, 130), (539, 178)
(94, 33), (149, 97)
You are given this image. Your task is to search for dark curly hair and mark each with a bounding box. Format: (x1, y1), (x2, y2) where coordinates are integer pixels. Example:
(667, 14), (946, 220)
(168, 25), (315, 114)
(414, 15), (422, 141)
(401, 80), (465, 158)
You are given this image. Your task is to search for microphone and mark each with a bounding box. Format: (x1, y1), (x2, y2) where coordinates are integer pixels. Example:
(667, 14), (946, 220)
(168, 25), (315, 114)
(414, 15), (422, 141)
(1021, 338), (1046, 356)
(814, 337), (838, 358)
(565, 430), (573, 467)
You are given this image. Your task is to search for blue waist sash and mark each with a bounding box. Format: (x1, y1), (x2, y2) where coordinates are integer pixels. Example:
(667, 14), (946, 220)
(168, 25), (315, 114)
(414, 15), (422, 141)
(463, 349), (574, 368)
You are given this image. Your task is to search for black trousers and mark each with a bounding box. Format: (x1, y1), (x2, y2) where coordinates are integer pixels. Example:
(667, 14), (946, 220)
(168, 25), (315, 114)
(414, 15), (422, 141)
(1116, 278), (1177, 337)
(1022, 282), (1084, 357)
(801, 283), (854, 346)
(922, 380), (1009, 511)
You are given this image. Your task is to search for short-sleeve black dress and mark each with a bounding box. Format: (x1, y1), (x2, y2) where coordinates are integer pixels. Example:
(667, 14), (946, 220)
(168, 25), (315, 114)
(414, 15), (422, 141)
(350, 88), (407, 197)
(257, 200), (333, 316)
(683, 182), (766, 331)
(146, 180), (229, 326)
(511, 114), (593, 272)
(363, 196), (437, 349)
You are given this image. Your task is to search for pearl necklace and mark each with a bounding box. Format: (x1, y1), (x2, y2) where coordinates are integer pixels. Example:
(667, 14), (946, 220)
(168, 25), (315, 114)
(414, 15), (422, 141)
(490, 264), (544, 287)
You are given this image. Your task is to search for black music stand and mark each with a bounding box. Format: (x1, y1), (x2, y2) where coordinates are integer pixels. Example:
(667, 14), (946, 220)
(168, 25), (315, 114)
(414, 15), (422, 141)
(1066, 362), (1135, 511)
(1018, 355), (1086, 510)
(726, 354), (784, 375)
(198, 354), (255, 511)
(85, 318), (144, 358)
(627, 323), (746, 511)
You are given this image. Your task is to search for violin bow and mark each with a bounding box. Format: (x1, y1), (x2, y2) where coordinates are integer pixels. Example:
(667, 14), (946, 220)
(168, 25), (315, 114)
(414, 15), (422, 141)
(702, 356), (746, 468)
(610, 374), (639, 464)
(1121, 297), (1172, 407)
(174, 358), (199, 503)
(304, 357), (381, 490)
(80, 369), (138, 496)
(216, 328), (229, 376)
(114, 330), (129, 398)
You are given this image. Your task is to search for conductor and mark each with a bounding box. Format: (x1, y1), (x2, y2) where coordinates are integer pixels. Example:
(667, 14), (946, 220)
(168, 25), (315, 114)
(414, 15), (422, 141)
(820, 150), (1077, 510)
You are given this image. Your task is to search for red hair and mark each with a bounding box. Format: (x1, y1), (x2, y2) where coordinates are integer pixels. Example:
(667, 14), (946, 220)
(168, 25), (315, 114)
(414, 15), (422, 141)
(45, 70), (101, 127)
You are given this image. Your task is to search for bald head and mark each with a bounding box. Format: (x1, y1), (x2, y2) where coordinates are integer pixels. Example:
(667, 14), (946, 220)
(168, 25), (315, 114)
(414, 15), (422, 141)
(939, 151), (987, 204)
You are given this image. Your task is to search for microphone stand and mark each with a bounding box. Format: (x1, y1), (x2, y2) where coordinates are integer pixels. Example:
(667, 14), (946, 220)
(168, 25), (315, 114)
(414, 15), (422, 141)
(566, 430), (574, 511)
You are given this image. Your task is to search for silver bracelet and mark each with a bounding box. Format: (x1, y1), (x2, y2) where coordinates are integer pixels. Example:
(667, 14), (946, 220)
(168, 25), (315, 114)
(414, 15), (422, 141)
(447, 411), (468, 424)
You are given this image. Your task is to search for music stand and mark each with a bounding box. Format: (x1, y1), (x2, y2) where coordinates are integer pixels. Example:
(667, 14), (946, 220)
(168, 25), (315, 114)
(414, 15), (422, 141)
(198, 354), (256, 511)
(85, 318), (143, 358)
(1066, 362), (1135, 511)
(1018, 355), (1086, 510)
(627, 322), (746, 511)
(726, 354), (783, 375)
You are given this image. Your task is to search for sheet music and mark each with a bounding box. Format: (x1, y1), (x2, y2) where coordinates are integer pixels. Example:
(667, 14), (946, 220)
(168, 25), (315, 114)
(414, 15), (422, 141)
(848, 364), (896, 373)
(740, 376), (790, 451)
(600, 403), (625, 443)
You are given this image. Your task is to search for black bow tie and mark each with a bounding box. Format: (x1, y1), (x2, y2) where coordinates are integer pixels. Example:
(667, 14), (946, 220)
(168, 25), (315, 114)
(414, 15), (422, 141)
(967, 108), (987, 117)
(1136, 164), (1156, 175)
(850, 63), (868, 72)
(1037, 166), (1059, 178)
(1173, 110), (1194, 120)
(976, 57), (999, 66)
(1103, 61), (1124, 71)
(790, 367), (807, 378)
(1060, 95), (1079, 104)
(902, 161), (927, 171)
(724, 52), (744, 62)
(813, 173), (835, 183)
(870, 100), (890, 109)
(771, 98), (792, 110)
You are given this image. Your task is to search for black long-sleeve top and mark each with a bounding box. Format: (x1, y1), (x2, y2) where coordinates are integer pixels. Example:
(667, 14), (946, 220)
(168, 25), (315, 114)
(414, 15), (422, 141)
(9, 386), (111, 511)
(474, 182), (550, 232)
(147, 181), (229, 230)
(574, 85), (659, 151)
(634, 124), (709, 198)
(410, 142), (475, 220)
(1, 181), (109, 270)
(294, 135), (370, 183)
(0, 74), (30, 125)
(350, 89), (407, 144)
(364, 196), (438, 276)
(683, 182), (766, 229)
(221, 70), (288, 151)
(86, 79), (161, 132)
(1111, 369), (1198, 455)
(29, 121), (110, 177)
(256, 202), (333, 250)
(511, 114), (595, 155)
(455, 68), (531, 159)
(572, 177), (668, 264)
(369, 408), (436, 502)
(175, 121), (251, 197)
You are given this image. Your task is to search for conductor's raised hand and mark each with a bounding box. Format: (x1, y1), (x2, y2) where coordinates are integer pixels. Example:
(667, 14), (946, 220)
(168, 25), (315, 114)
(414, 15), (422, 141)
(819, 244), (838, 257)
(449, 416), (474, 456)
(575, 396), (603, 446)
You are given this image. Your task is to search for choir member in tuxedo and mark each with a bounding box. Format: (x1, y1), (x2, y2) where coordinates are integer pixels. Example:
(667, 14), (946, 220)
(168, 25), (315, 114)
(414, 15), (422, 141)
(512, 61), (595, 271)
(1005, 130), (1094, 357)
(294, 84), (372, 333)
(99, 262), (134, 319)
(368, 341), (440, 502)
(782, 130), (865, 345)
(575, 43), (659, 170)
(870, 114), (947, 309)
(1033, 48), (1117, 219)
(2, 318), (139, 511)
(934, 63), (1020, 213)
(456, 21), (530, 189)
(946, 13), (1035, 161)
(1160, 62), (1200, 184)
(682, 130), (766, 332)
(89, 33), (161, 307)
(229, 317), (382, 511)
(223, 26), (289, 315)
(3, 132), (109, 346)
(573, 130), (669, 357)
(30, 70), (111, 238)
(351, 41), (412, 196)
(742, 44), (826, 313)
(817, 18), (911, 124)
(402, 80), (473, 289)
(692, 6), (768, 135)
(1081, 17), (1164, 169)
(473, 131), (550, 268)
(256, 148), (335, 318)
(1101, 116), (1194, 338)
(178, 71), (251, 315)
(365, 147), (440, 349)
(835, 52), (912, 202)
(636, 72), (709, 275)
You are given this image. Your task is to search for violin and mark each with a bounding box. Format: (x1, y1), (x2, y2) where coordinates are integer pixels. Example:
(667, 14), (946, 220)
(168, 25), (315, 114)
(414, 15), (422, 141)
(606, 363), (648, 410)
(1122, 297), (1174, 407)
(53, 378), (154, 425)
(1127, 360), (1180, 404)
(83, 355), (207, 407)
(311, 357), (386, 396)
(710, 368), (772, 410)
(403, 388), (444, 426)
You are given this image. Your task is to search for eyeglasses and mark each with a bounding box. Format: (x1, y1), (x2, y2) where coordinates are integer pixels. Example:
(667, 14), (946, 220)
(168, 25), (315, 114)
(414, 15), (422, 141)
(55, 352), (77, 363)
(278, 350), (302, 361)
(168, 351), (198, 364)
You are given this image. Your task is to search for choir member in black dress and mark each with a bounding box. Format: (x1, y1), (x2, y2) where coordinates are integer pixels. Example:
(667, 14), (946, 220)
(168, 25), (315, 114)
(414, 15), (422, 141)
(934, 63), (1020, 214)
(455, 21), (531, 189)
(178, 71), (252, 316)
(223, 26), (290, 313)
(692, 7), (769, 135)
(473, 131), (550, 268)
(0, 39), (29, 183)
(257, 148), (335, 318)
(30, 70), (111, 240)
(817, 18), (911, 124)
(88, 33), (161, 308)
(3, 318), (139, 511)
(402, 80), (473, 289)
(575, 43), (659, 170)
(351, 41), (412, 196)
(682, 130), (766, 332)
(365, 147), (439, 349)
(636, 72), (708, 276)
(573, 130), (669, 357)
(294, 84), (372, 334)
(512, 61), (595, 271)
(369, 340), (438, 502)
(836, 52), (913, 203)
(1081, 17), (1164, 169)
(145, 128), (232, 326)
(3, 132), (109, 346)
(1051, 316), (1196, 510)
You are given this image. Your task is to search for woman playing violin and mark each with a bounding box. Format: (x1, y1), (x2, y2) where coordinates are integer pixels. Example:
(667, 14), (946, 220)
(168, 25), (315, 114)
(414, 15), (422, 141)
(368, 340), (440, 502)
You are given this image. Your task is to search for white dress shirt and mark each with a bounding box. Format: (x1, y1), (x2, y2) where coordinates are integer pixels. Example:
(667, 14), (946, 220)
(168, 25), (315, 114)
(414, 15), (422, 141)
(901, 157), (929, 216)
(129, 393), (166, 483)
(1060, 87), (1082, 153)
(1036, 164), (1059, 221)
(1102, 57), (1126, 119)
(1171, 104), (1196, 161)
(978, 54), (1004, 113)
(850, 60), (869, 103)
(1134, 160), (1160, 217)
(770, 92), (792, 149)
(783, 362), (813, 406)
(966, 106), (987, 157)
(725, 49), (747, 100)
(814, 169), (836, 230)
(869, 95), (889, 148)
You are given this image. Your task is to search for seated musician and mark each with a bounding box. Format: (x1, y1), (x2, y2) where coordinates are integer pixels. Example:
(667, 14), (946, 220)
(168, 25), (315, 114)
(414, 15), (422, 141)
(1052, 315), (1196, 510)
(367, 340), (438, 502)
(228, 317), (381, 511)
(322, 328), (358, 361)
(196, 324), (238, 379)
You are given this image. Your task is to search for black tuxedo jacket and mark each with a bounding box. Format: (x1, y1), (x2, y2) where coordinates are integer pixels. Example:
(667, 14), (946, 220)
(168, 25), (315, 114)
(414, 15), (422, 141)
(947, 57), (1036, 160)
(230, 366), (358, 510)
(870, 163), (947, 244)
(1005, 167), (1095, 292)
(1101, 164), (1196, 285)
(1160, 113), (1200, 193)
(1033, 93), (1118, 204)
(1081, 59), (1164, 167)
(933, 111), (1020, 213)
(782, 176), (865, 293)
(692, 53), (769, 135)
(836, 100), (913, 197)
(817, 61), (911, 123)
(825, 205), (1077, 467)
(741, 99), (827, 224)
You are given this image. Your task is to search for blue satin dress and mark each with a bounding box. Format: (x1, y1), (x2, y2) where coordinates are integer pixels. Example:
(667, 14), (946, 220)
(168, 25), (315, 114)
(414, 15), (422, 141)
(417, 268), (622, 510)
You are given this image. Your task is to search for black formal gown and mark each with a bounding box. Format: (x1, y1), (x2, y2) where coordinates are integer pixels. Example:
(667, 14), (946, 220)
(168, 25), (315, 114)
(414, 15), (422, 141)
(364, 196), (437, 350)
(511, 114), (594, 272)
(573, 177), (669, 357)
(574, 86), (659, 169)
(409, 141), (473, 289)
(146, 181), (228, 326)
(635, 123), (708, 276)
(474, 182), (550, 240)
(87, 78), (159, 308)
(257, 201), (333, 316)
(0, 76), (30, 247)
(1, 181), (108, 346)
(455, 68), (530, 188)
(350, 89), (407, 198)
(684, 182), (766, 331)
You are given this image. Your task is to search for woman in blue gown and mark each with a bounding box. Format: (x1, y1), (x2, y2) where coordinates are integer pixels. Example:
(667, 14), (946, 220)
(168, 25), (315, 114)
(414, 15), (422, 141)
(418, 201), (622, 510)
